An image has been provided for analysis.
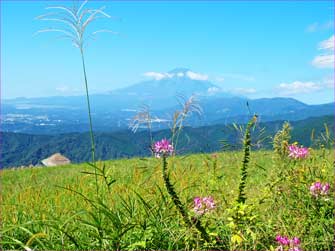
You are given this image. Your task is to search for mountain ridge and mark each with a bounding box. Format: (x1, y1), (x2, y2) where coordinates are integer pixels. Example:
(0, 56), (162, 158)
(1, 115), (333, 168)
(2, 68), (333, 134)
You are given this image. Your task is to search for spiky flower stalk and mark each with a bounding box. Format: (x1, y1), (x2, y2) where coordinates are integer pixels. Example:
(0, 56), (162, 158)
(161, 155), (192, 227)
(237, 115), (257, 204)
(154, 139), (210, 242)
(36, 0), (116, 194)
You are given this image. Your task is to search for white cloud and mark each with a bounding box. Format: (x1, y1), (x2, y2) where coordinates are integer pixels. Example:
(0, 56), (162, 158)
(277, 78), (333, 96)
(312, 35), (334, 68)
(318, 35), (334, 50)
(143, 70), (208, 81)
(231, 87), (257, 95)
(306, 21), (333, 33)
(186, 71), (208, 81)
(312, 54), (334, 68)
(277, 81), (322, 95)
(143, 72), (173, 80)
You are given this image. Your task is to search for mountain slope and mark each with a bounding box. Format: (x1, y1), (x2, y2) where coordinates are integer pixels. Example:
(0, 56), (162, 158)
(2, 68), (334, 134)
(2, 115), (333, 168)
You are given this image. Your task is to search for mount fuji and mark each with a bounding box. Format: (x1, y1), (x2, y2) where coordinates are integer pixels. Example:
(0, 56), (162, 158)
(2, 68), (333, 134)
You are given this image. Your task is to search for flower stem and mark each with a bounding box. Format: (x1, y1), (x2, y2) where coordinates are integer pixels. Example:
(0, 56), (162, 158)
(80, 47), (98, 195)
(162, 155), (210, 242)
(193, 217), (211, 243)
(80, 48), (95, 163)
(162, 156), (191, 226)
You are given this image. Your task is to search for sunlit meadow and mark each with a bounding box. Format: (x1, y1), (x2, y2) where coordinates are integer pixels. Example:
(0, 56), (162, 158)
(1, 1), (334, 250)
(1, 138), (334, 250)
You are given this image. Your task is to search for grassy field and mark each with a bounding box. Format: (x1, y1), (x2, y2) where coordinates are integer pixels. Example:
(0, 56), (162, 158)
(1, 149), (334, 250)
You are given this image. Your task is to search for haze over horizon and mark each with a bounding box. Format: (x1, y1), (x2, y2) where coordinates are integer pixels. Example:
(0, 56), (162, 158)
(2, 1), (334, 104)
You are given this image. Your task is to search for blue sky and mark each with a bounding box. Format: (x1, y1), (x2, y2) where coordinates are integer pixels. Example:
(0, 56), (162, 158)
(2, 0), (334, 104)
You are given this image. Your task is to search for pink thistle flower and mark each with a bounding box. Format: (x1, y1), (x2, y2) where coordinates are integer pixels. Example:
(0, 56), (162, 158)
(321, 183), (330, 195)
(193, 196), (215, 215)
(281, 236), (290, 246)
(276, 235), (302, 251)
(153, 139), (174, 158)
(194, 197), (201, 206)
(288, 144), (309, 159)
(310, 182), (330, 197)
(291, 237), (300, 245)
(310, 182), (321, 196)
(275, 235), (290, 246)
(275, 235), (282, 243)
(202, 196), (215, 209)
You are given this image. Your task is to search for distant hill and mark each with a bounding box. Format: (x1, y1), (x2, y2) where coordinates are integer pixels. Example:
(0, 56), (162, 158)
(202, 97), (333, 125)
(111, 67), (231, 109)
(3, 67), (333, 134)
(1, 115), (333, 168)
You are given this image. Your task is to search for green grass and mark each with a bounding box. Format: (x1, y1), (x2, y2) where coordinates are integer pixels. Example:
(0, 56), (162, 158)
(1, 150), (334, 250)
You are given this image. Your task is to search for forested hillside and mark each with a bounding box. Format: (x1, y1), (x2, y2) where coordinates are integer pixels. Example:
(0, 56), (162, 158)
(2, 115), (333, 168)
